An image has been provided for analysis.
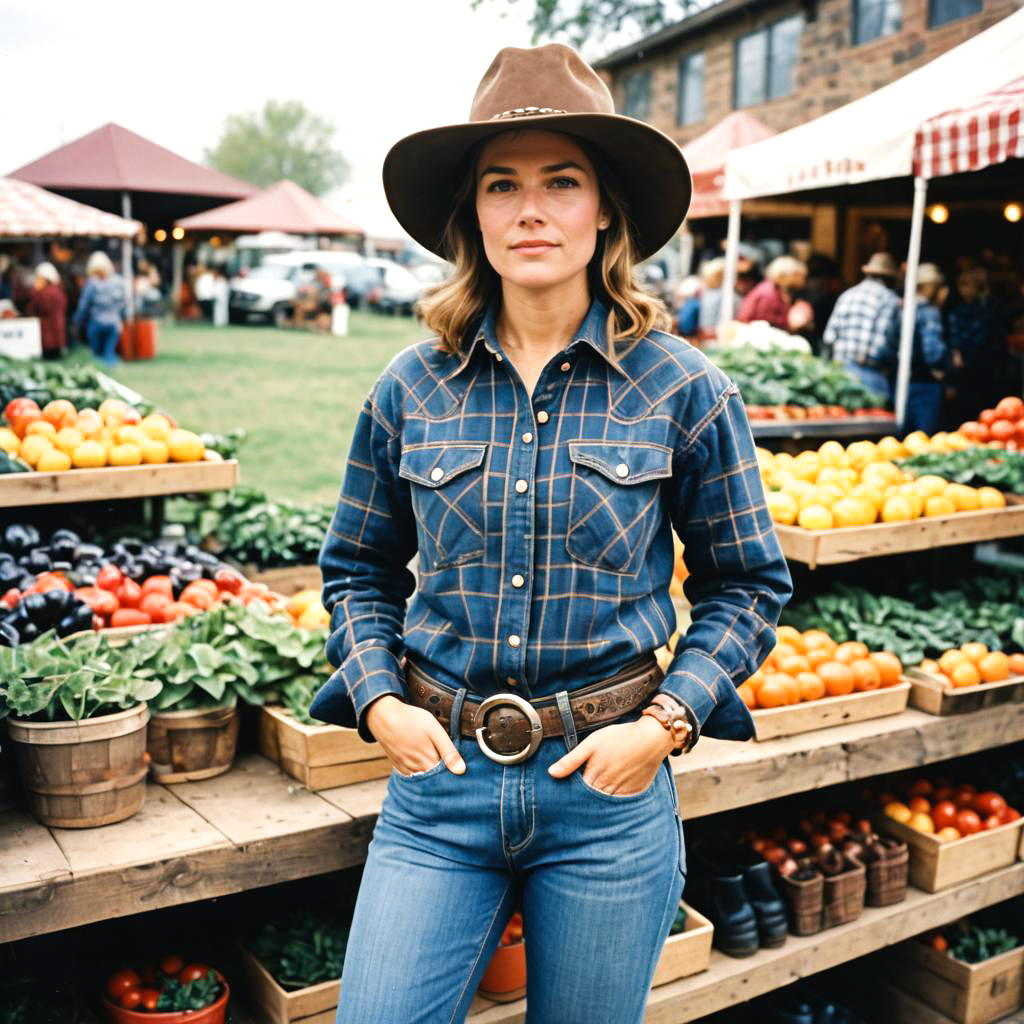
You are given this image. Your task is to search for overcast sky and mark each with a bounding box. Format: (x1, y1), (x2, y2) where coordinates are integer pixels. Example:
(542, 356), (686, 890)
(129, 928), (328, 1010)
(2, 0), (544, 196)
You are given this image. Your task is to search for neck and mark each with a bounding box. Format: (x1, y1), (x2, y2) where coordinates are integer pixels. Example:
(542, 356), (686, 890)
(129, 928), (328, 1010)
(496, 275), (591, 357)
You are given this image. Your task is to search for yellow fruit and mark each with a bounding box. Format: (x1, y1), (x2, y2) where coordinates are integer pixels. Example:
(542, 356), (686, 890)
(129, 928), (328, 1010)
(876, 436), (907, 461)
(0, 428), (21, 455)
(832, 497), (876, 528)
(767, 492), (798, 525)
(36, 447), (72, 472)
(98, 428), (116, 451)
(71, 440), (107, 468)
(76, 412), (103, 438)
(912, 475), (948, 499)
(798, 505), (834, 530)
(846, 441), (878, 470)
(167, 429), (205, 462)
(884, 801), (913, 823)
(850, 483), (884, 510)
(140, 438), (170, 464)
(944, 483), (980, 512)
(140, 414), (173, 442)
(978, 487), (1006, 509)
(791, 460), (819, 482)
(904, 430), (931, 455)
(53, 427), (84, 456)
(19, 435), (53, 467)
(946, 432), (970, 451)
(98, 398), (129, 418)
(116, 425), (148, 447)
(862, 461), (902, 487)
(800, 488), (839, 510)
(24, 420), (57, 440)
(108, 443), (142, 467)
(881, 495), (913, 523)
(297, 603), (331, 629)
(908, 812), (936, 833)
(782, 478), (816, 502)
(288, 589), (320, 618)
(818, 440), (845, 467)
(924, 495), (956, 517)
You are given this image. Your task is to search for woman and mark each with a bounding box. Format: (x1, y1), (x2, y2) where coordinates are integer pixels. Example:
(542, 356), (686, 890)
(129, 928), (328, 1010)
(26, 262), (67, 360)
(312, 44), (791, 1024)
(73, 252), (126, 366)
(736, 255), (807, 332)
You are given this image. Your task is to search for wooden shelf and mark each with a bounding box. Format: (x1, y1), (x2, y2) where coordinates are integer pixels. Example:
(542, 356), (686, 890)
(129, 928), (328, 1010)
(0, 458), (240, 507)
(6, 704), (1024, 945)
(775, 503), (1024, 567)
(466, 864), (1024, 1022)
(751, 416), (896, 441)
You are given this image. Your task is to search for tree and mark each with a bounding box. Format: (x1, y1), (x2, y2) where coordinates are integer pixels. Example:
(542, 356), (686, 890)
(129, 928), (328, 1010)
(204, 100), (350, 196)
(473, 0), (707, 50)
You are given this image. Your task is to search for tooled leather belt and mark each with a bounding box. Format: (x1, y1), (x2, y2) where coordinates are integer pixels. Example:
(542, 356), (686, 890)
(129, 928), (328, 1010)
(403, 653), (664, 760)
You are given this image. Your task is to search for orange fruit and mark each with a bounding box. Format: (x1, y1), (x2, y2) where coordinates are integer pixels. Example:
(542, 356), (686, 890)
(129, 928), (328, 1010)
(42, 399), (77, 429)
(978, 651), (1010, 683)
(960, 642), (988, 664)
(869, 652), (903, 687)
(806, 647), (834, 670)
(757, 678), (787, 709)
(920, 658), (941, 674)
(737, 683), (757, 710)
(850, 658), (882, 691)
(775, 625), (805, 653)
(777, 654), (812, 676)
(765, 672), (799, 705)
(771, 642), (799, 666)
(908, 796), (932, 815)
(908, 812), (936, 834)
(938, 649), (969, 676)
(951, 661), (981, 688)
(796, 672), (825, 702)
(834, 641), (869, 664)
(745, 670), (766, 694)
(884, 802), (912, 823)
(818, 661), (856, 697)
(1009, 653), (1024, 676)
(802, 630), (835, 652)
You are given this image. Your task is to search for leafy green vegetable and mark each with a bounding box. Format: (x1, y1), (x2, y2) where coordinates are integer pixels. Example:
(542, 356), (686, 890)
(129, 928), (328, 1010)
(896, 449), (1024, 494)
(951, 925), (1018, 963)
(669, 905), (688, 936)
(156, 973), (223, 1012)
(0, 356), (154, 414)
(251, 911), (348, 990)
(0, 978), (84, 1023)
(0, 450), (30, 474)
(280, 674), (326, 725)
(199, 427), (247, 462)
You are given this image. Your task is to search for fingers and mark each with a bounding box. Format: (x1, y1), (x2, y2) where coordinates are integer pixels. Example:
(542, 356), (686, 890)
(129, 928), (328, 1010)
(548, 734), (594, 778)
(427, 721), (467, 774)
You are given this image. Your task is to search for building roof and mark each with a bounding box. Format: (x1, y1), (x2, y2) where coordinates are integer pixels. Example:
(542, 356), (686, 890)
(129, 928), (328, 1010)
(8, 123), (256, 199)
(174, 180), (365, 236)
(0, 177), (141, 239)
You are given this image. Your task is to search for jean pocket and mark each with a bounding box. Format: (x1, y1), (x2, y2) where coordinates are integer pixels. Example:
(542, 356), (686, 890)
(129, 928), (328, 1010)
(565, 440), (673, 575)
(573, 763), (662, 803)
(392, 758), (446, 781)
(398, 441), (487, 571)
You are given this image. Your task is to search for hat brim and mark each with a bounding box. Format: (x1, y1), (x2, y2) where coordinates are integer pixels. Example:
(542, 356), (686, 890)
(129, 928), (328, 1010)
(382, 112), (691, 263)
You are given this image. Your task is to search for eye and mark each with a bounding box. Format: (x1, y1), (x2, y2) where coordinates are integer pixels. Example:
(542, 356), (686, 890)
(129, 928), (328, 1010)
(485, 179), (516, 193)
(550, 176), (579, 188)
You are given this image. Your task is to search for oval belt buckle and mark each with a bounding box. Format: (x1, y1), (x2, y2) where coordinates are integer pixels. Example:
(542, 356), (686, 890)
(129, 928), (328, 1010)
(474, 693), (544, 765)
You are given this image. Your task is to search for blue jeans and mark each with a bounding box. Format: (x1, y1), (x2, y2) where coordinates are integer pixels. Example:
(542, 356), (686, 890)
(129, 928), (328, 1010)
(336, 700), (685, 1024)
(839, 360), (892, 405)
(87, 320), (121, 365)
(905, 381), (943, 435)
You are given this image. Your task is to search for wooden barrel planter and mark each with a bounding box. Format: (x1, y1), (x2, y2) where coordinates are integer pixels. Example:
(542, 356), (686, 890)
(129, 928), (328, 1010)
(147, 704), (240, 783)
(6, 703), (149, 828)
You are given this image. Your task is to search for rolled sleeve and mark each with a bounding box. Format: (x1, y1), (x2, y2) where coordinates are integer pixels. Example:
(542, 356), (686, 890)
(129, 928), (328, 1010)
(661, 384), (793, 744)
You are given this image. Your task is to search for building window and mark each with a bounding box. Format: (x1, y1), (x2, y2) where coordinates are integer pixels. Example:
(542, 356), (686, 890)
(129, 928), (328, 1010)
(928, 0), (981, 26)
(622, 69), (651, 119)
(734, 15), (803, 109)
(853, 0), (901, 44)
(677, 52), (706, 125)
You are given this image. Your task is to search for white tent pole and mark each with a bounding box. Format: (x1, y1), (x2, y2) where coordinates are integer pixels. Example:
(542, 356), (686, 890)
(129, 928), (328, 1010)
(894, 176), (928, 429)
(720, 199), (742, 326)
(122, 191), (135, 323)
(171, 241), (184, 319)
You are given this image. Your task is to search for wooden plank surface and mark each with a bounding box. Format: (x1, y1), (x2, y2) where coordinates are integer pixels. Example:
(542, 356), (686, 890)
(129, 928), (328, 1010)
(751, 416), (896, 440)
(0, 809), (71, 894)
(466, 863), (1024, 1022)
(0, 458), (240, 508)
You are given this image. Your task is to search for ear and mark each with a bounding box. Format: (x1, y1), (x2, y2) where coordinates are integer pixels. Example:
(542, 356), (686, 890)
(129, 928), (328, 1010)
(597, 207), (611, 231)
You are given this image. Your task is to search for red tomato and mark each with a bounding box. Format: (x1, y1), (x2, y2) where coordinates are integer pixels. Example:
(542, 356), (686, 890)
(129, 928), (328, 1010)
(178, 964), (209, 984)
(1001, 806), (1021, 823)
(990, 420), (1016, 443)
(116, 579), (143, 609)
(139, 988), (161, 1011)
(35, 572), (72, 593)
(179, 584), (215, 611)
(908, 796), (932, 815)
(809, 831), (830, 848)
(4, 397), (39, 423)
(165, 601), (200, 621)
(12, 410), (42, 437)
(74, 586), (119, 619)
(787, 838), (808, 856)
(1, 588), (20, 609)
(980, 409), (998, 426)
(954, 785), (977, 808)
(214, 568), (244, 594)
(983, 813), (1003, 830)
(956, 809), (983, 835)
(96, 565), (124, 592)
(106, 970), (142, 1000)
(907, 778), (933, 798)
(995, 396), (1024, 422)
(160, 955), (185, 977)
(832, 810), (853, 825)
(973, 791), (1007, 818)
(118, 988), (143, 1010)
(929, 933), (948, 953)
(140, 592), (172, 620)
(931, 786), (954, 803)
(931, 800), (958, 830)
(110, 608), (153, 628)
(140, 575), (174, 600)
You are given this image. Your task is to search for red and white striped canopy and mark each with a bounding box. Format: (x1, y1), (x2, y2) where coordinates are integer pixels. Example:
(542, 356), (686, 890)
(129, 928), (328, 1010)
(913, 75), (1024, 180)
(0, 177), (141, 239)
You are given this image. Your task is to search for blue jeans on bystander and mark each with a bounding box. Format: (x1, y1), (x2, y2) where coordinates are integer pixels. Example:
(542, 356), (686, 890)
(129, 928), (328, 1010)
(86, 320), (121, 366)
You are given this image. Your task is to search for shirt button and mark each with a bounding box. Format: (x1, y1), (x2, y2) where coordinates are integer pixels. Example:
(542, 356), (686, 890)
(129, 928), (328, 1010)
(494, 352), (503, 361)
(430, 467), (445, 481)
(536, 410), (550, 424)
(560, 361), (570, 372)
(522, 431), (533, 444)
(508, 634), (521, 648)
(511, 573), (525, 587)
(615, 463), (629, 478)
(514, 479), (528, 494)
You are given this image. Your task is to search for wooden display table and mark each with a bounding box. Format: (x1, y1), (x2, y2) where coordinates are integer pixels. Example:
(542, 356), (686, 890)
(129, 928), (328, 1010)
(751, 416), (896, 441)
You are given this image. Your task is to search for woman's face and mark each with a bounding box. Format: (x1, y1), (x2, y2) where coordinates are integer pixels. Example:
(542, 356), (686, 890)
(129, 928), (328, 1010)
(475, 129), (609, 293)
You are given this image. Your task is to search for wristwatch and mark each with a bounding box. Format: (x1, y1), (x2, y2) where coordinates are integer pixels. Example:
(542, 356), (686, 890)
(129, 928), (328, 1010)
(641, 693), (695, 756)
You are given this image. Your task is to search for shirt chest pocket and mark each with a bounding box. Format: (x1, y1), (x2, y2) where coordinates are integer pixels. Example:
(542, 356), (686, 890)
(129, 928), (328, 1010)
(566, 441), (673, 576)
(398, 441), (488, 572)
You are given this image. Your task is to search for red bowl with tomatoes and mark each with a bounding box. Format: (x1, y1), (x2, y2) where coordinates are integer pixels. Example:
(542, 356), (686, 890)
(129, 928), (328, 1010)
(103, 962), (229, 1024)
(478, 913), (526, 998)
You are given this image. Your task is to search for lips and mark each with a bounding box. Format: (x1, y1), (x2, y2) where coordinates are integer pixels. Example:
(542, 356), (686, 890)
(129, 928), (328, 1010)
(511, 240), (558, 255)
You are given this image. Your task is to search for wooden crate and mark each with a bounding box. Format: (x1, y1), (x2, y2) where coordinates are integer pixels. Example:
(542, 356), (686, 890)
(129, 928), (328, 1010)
(0, 457), (240, 508)
(907, 669), (1024, 716)
(884, 938), (1024, 1024)
(650, 903), (714, 987)
(236, 943), (339, 1024)
(876, 814), (1024, 892)
(750, 681), (910, 741)
(247, 565), (322, 597)
(774, 502), (1024, 568)
(259, 706), (389, 790)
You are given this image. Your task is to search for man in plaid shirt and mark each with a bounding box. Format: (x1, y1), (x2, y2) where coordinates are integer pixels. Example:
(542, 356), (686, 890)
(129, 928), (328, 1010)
(822, 252), (901, 403)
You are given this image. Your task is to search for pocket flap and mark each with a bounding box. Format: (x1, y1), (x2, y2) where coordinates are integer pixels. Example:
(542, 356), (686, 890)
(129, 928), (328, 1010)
(399, 442), (487, 488)
(568, 441), (673, 485)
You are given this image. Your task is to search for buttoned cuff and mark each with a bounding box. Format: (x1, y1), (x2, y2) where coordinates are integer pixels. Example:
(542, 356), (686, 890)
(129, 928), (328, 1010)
(658, 647), (755, 746)
(308, 642), (406, 743)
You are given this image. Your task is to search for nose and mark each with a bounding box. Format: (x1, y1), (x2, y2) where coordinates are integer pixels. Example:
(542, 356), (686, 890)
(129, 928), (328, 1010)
(516, 184), (547, 227)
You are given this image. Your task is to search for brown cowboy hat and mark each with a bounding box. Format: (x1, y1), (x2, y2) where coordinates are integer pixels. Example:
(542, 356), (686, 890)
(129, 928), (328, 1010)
(382, 43), (691, 262)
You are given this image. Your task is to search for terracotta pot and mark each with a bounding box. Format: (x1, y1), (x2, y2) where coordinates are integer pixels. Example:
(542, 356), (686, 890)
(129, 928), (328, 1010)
(478, 941), (526, 1002)
(102, 974), (229, 1024)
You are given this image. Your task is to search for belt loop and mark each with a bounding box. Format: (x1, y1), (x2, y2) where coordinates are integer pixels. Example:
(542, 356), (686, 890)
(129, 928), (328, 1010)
(555, 691), (578, 753)
(450, 687), (468, 746)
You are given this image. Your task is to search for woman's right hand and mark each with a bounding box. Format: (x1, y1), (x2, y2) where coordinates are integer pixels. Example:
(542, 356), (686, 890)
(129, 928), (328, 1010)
(365, 695), (466, 777)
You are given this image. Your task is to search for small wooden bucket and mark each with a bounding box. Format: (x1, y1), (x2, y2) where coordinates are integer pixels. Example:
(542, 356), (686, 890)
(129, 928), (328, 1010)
(823, 854), (867, 928)
(863, 838), (909, 907)
(147, 704), (239, 783)
(777, 868), (824, 936)
(6, 703), (149, 828)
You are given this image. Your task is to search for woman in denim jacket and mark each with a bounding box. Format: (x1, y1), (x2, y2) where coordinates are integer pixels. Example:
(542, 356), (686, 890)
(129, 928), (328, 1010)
(312, 43), (792, 1024)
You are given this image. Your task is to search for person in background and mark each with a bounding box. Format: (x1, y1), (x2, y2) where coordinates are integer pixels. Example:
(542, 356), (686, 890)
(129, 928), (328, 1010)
(211, 267), (230, 327)
(73, 251), (126, 366)
(946, 267), (1006, 425)
(194, 264), (215, 321)
(736, 256), (807, 332)
(674, 276), (701, 339)
(26, 262), (67, 360)
(822, 252), (902, 404)
(906, 263), (949, 435)
(696, 258), (735, 340)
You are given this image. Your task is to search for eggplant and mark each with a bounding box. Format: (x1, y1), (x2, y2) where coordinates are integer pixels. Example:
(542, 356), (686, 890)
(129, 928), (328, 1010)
(22, 593), (52, 627)
(4, 524), (39, 553)
(123, 561), (147, 583)
(18, 620), (39, 642)
(22, 550), (53, 573)
(50, 528), (81, 546)
(51, 560), (73, 573)
(44, 589), (70, 616)
(169, 563), (203, 597)
(0, 621), (19, 647)
(49, 532), (80, 562)
(0, 551), (13, 564)
(57, 602), (94, 637)
(75, 544), (105, 563)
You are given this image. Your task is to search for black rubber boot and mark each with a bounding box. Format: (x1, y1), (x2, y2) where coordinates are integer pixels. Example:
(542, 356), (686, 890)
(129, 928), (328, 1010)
(698, 868), (760, 958)
(742, 859), (789, 949)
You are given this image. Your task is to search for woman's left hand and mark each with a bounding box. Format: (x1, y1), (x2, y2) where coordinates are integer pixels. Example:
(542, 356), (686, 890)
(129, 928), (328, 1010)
(548, 715), (675, 796)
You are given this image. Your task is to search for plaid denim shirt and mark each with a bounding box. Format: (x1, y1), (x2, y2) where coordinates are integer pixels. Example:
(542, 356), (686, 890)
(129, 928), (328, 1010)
(823, 278), (902, 367)
(312, 297), (792, 746)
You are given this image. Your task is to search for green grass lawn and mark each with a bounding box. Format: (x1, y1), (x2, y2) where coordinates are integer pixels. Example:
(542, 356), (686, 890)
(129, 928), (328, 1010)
(113, 313), (424, 505)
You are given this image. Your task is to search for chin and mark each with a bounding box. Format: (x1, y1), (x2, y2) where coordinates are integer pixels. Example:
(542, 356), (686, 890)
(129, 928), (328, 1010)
(498, 263), (583, 292)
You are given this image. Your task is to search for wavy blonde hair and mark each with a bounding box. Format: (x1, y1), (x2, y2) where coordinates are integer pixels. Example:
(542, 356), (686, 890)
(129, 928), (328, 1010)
(416, 132), (672, 358)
